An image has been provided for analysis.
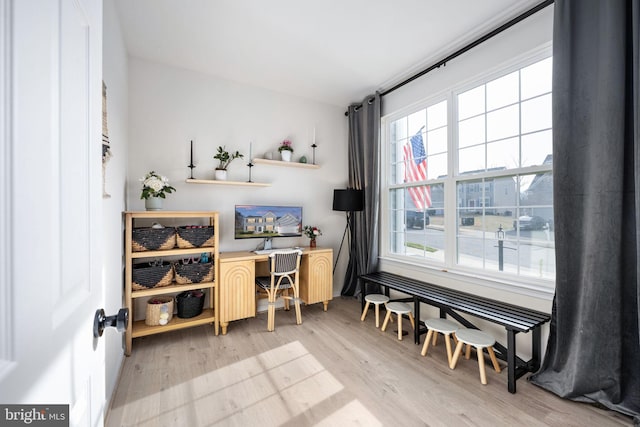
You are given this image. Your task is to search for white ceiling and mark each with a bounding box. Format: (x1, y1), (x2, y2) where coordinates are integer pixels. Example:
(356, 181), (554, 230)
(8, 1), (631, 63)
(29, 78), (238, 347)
(113, 0), (542, 107)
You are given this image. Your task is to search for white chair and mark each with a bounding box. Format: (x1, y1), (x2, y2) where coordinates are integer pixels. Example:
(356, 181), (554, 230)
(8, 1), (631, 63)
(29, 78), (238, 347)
(381, 302), (415, 340)
(360, 294), (390, 328)
(450, 328), (501, 385)
(255, 249), (303, 332)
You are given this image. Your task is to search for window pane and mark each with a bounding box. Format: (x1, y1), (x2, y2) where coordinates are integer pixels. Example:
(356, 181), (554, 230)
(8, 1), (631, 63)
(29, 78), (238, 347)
(458, 115), (485, 148)
(427, 101), (447, 130)
(522, 130), (552, 167)
(487, 71), (519, 110)
(427, 127), (447, 155)
(521, 94), (552, 133)
(427, 152), (447, 180)
(459, 145), (484, 174)
(488, 176), (518, 214)
(389, 185), (445, 263)
(521, 57), (552, 99)
(487, 137), (519, 170)
(391, 117), (407, 143)
(487, 105), (519, 141)
(458, 86), (485, 120)
(408, 110), (426, 135)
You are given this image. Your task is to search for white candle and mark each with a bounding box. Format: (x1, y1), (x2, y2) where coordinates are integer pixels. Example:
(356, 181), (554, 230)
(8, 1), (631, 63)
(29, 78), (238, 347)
(313, 127), (316, 144)
(249, 141), (252, 160)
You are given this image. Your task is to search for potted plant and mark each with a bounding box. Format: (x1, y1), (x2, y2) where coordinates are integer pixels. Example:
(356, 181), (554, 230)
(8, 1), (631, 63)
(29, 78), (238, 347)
(278, 139), (294, 162)
(140, 171), (176, 210)
(302, 225), (322, 248)
(213, 145), (244, 180)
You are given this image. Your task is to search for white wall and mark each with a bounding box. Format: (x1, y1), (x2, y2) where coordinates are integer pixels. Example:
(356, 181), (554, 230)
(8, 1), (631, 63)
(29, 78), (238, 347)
(102, 0), (129, 409)
(380, 6), (554, 359)
(126, 58), (350, 286)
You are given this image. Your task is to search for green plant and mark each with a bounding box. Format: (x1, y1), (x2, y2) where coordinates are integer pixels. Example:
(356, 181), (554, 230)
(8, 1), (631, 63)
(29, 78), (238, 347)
(278, 140), (294, 153)
(214, 146), (244, 170)
(302, 225), (322, 239)
(140, 171), (176, 200)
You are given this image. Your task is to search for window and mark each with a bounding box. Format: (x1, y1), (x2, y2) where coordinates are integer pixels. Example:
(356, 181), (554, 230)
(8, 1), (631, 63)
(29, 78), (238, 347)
(384, 55), (554, 286)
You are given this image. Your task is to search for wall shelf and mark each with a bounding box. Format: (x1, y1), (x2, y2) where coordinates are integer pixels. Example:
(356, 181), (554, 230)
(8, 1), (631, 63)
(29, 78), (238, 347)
(252, 158), (320, 169)
(185, 178), (271, 187)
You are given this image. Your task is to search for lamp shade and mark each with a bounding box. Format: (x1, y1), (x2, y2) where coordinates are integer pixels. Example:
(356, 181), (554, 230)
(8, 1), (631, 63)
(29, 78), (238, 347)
(333, 189), (364, 212)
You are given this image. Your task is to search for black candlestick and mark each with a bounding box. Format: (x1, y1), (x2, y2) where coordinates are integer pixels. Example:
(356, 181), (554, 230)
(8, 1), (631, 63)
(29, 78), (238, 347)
(311, 143), (317, 165)
(247, 161), (254, 183)
(188, 140), (196, 179)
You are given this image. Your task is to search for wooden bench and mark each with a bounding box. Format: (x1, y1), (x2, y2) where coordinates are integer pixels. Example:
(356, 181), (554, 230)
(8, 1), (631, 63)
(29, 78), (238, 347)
(359, 271), (551, 393)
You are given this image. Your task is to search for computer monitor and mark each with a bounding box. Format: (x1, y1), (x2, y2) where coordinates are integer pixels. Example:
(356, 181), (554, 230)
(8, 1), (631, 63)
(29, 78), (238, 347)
(235, 205), (302, 249)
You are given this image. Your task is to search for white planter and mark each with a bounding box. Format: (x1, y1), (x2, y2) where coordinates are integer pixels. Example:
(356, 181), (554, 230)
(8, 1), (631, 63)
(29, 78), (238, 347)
(145, 196), (163, 211)
(280, 150), (292, 162)
(214, 169), (227, 180)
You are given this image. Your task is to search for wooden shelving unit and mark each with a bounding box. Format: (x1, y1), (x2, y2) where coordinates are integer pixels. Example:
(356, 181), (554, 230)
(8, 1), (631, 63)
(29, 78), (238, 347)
(252, 158), (320, 169)
(124, 211), (220, 355)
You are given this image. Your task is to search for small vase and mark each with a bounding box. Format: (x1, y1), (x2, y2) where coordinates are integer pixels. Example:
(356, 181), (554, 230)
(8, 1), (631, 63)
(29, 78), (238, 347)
(309, 238), (316, 248)
(145, 196), (163, 211)
(280, 150), (292, 162)
(214, 169), (227, 180)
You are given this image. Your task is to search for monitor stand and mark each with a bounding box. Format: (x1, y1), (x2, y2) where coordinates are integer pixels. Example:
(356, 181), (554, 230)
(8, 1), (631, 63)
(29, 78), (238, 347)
(263, 237), (273, 250)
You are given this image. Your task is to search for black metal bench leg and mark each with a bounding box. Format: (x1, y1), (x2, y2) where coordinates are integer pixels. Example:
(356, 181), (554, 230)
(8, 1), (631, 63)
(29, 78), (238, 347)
(507, 330), (516, 393)
(414, 296), (420, 344)
(532, 326), (542, 371)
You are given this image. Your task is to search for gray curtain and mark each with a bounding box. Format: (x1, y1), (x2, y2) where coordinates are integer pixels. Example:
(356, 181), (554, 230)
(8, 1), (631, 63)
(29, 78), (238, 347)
(530, 0), (640, 421)
(341, 94), (381, 296)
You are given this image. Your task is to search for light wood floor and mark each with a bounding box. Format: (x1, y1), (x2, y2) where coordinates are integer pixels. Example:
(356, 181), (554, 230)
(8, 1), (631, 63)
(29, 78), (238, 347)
(107, 297), (633, 427)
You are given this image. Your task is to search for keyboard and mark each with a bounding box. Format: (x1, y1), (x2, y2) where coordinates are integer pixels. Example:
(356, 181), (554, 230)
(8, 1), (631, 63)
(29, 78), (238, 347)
(253, 247), (300, 255)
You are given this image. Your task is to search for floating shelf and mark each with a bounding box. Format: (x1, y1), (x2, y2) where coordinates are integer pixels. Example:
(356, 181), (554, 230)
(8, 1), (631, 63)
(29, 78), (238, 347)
(252, 158), (320, 169)
(185, 179), (270, 187)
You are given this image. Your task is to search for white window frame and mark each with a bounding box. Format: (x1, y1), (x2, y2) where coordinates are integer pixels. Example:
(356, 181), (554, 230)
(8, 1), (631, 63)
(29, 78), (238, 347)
(380, 47), (554, 295)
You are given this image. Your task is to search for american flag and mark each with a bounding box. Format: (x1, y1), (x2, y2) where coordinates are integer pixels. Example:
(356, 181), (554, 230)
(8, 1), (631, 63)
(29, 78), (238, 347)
(403, 128), (431, 209)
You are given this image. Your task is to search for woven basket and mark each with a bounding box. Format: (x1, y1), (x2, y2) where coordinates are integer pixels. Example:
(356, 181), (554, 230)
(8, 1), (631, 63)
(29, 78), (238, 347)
(145, 297), (174, 326)
(132, 227), (176, 252)
(176, 290), (205, 318)
(176, 226), (215, 248)
(132, 262), (174, 291)
(174, 261), (214, 284)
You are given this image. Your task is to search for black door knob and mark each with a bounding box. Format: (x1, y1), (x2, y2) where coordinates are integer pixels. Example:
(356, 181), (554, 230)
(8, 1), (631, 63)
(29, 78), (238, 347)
(93, 308), (129, 338)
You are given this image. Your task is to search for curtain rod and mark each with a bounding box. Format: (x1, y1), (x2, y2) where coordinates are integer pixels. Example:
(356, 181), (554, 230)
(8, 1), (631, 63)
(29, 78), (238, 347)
(345, 0), (554, 116)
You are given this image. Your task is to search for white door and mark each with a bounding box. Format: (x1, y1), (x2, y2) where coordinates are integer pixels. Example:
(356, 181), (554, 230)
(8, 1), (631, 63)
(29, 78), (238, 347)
(0, 0), (105, 426)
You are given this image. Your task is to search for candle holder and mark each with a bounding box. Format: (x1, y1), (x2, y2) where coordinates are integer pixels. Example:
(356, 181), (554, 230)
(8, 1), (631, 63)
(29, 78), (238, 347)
(311, 143), (317, 165)
(246, 160), (254, 183)
(188, 140), (196, 179)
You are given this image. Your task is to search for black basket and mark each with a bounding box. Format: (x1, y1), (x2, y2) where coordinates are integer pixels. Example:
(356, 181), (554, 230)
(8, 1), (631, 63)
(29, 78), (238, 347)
(132, 227), (176, 252)
(176, 290), (205, 318)
(132, 261), (174, 291)
(174, 261), (214, 284)
(176, 226), (215, 248)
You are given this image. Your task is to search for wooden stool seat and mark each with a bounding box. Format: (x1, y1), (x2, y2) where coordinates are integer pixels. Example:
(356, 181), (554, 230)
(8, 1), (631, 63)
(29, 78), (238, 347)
(381, 302), (415, 340)
(450, 328), (501, 385)
(360, 294), (390, 328)
(421, 318), (459, 365)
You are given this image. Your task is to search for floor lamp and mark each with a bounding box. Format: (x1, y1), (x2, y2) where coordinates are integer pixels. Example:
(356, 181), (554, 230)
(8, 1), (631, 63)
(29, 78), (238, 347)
(332, 189), (364, 275)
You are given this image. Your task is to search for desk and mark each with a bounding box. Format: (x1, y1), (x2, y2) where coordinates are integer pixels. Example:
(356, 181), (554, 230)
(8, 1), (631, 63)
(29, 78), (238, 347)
(218, 247), (333, 334)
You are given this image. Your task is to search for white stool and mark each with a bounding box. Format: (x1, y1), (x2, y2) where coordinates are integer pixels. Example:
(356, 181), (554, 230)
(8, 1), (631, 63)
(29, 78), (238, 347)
(450, 328), (501, 385)
(360, 294), (390, 328)
(421, 318), (459, 366)
(381, 302), (415, 340)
